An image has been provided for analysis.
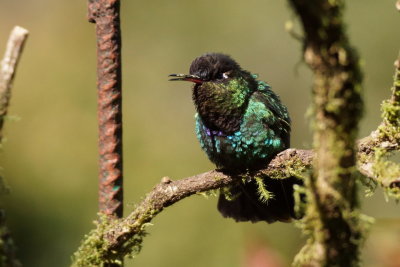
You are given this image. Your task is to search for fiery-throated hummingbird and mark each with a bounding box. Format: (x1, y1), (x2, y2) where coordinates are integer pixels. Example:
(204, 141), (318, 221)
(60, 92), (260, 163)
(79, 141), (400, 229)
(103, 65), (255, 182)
(169, 53), (300, 223)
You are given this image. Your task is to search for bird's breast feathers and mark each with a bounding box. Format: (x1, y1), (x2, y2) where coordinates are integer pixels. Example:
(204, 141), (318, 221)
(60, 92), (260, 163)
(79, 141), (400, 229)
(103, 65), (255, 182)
(195, 85), (289, 169)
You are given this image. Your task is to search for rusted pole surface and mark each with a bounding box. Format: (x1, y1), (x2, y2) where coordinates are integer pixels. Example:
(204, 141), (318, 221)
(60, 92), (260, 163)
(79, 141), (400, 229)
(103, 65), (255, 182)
(88, 0), (123, 218)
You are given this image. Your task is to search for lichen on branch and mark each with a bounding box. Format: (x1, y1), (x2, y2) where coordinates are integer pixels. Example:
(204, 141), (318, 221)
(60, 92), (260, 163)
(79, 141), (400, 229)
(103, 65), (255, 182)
(358, 55), (400, 199)
(288, 0), (366, 266)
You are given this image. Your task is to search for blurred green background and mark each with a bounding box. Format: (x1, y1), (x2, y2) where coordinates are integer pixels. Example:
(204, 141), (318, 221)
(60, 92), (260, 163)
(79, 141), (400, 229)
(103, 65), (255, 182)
(0, 0), (399, 266)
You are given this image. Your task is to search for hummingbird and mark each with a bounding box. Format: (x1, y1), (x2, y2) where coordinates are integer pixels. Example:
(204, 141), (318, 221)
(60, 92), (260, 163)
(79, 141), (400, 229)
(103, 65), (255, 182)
(169, 53), (300, 223)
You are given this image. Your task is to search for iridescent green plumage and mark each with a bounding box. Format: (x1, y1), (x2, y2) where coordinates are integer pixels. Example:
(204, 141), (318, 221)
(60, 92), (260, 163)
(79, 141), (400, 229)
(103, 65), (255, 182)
(195, 78), (290, 170)
(170, 53), (300, 223)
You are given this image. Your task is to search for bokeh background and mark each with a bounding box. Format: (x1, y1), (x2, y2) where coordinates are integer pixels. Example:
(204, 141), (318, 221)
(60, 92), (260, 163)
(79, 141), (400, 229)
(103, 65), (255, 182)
(0, 1), (399, 266)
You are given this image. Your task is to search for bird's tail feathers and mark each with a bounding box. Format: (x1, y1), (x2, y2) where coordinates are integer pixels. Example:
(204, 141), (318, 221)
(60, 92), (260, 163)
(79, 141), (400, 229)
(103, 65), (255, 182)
(217, 176), (301, 223)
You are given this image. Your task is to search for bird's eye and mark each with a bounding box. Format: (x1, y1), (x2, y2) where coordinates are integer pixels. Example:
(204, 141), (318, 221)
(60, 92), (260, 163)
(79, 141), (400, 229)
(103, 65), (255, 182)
(222, 72), (229, 79)
(215, 71), (231, 81)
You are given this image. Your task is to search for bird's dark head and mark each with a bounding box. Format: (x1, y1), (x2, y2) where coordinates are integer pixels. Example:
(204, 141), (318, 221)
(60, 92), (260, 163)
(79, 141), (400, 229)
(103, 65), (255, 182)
(169, 53), (252, 84)
(189, 53), (241, 82)
(169, 53), (258, 133)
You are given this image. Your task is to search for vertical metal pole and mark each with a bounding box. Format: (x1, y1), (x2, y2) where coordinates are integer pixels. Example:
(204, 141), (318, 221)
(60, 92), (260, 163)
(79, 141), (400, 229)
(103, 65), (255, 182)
(88, 0), (123, 219)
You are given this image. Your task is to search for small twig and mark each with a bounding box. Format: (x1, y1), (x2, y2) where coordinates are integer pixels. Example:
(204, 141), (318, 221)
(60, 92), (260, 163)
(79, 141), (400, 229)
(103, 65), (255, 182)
(284, 20), (303, 41)
(0, 26), (29, 141)
(390, 54), (400, 105)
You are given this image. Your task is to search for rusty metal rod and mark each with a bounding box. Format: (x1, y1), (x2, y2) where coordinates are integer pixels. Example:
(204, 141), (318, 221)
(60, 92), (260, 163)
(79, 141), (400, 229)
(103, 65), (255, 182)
(88, 0), (123, 218)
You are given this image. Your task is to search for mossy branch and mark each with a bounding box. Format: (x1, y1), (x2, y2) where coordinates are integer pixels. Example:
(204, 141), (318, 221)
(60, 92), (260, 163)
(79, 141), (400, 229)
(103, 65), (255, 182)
(287, 1), (399, 266)
(358, 54), (400, 199)
(72, 132), (400, 266)
(289, 0), (365, 266)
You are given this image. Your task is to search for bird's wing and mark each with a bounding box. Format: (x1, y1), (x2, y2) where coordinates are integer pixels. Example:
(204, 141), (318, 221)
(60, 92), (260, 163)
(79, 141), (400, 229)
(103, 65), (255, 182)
(250, 89), (291, 147)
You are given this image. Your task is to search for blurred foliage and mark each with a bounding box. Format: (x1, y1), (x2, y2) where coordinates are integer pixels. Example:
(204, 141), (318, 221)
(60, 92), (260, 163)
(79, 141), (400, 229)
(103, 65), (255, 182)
(0, 0), (399, 266)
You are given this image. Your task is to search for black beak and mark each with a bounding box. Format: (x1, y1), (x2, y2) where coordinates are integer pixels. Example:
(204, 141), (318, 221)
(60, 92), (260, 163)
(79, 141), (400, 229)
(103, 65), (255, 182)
(168, 74), (203, 84)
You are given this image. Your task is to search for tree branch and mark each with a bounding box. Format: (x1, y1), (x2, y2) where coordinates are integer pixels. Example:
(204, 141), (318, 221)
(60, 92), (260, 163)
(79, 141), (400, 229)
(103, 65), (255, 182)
(72, 126), (400, 266)
(358, 54), (400, 198)
(288, 1), (365, 265)
(0, 26), (28, 141)
(0, 25), (29, 267)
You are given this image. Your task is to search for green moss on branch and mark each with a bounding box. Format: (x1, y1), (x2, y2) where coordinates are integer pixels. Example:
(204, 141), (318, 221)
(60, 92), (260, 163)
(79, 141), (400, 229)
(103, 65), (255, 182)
(289, 0), (366, 266)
